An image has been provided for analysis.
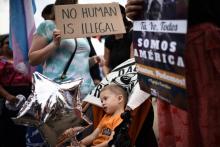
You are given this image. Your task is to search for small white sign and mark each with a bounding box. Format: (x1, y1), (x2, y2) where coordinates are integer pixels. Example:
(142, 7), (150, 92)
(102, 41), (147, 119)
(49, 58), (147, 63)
(134, 20), (187, 34)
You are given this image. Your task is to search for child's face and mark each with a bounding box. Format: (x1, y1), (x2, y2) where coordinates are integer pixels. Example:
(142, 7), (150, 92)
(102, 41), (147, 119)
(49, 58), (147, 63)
(100, 89), (121, 115)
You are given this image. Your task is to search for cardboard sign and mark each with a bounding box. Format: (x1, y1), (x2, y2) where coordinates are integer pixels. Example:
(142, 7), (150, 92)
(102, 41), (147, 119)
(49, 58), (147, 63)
(55, 3), (126, 38)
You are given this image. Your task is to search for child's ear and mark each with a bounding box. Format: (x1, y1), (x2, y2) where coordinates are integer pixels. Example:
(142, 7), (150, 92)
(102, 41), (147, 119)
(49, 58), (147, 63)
(118, 95), (123, 103)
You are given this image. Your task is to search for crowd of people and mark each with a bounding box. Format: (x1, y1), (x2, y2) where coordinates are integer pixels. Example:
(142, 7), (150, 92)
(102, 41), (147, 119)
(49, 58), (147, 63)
(0, 0), (219, 146)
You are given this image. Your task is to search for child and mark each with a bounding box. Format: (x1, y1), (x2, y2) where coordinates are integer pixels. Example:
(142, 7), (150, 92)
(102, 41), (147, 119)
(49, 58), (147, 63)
(80, 84), (128, 147)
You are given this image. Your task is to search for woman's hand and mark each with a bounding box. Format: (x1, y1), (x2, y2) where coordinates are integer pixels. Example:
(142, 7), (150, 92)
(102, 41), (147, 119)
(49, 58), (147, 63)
(5, 94), (18, 104)
(125, 0), (145, 20)
(52, 29), (61, 48)
(89, 55), (104, 67)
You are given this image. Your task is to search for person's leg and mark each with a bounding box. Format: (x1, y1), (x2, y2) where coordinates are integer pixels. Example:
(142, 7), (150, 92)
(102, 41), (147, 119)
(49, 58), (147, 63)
(135, 105), (158, 147)
(128, 99), (151, 145)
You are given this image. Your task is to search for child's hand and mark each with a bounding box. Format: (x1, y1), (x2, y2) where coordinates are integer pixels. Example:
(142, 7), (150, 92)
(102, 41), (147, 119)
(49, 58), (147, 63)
(57, 127), (84, 146)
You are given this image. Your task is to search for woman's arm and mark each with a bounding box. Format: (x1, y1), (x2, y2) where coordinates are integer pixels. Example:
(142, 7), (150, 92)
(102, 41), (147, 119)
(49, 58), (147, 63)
(80, 127), (101, 147)
(102, 47), (111, 76)
(28, 29), (61, 66)
(89, 55), (104, 68)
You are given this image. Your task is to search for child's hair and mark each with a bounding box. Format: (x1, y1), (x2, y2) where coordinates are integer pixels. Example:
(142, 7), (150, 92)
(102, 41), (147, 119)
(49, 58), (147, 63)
(101, 84), (128, 107)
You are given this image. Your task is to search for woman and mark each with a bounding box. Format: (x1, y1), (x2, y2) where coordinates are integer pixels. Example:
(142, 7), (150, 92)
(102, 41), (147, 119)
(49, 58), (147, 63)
(102, 5), (133, 76)
(0, 34), (31, 147)
(29, 0), (101, 99)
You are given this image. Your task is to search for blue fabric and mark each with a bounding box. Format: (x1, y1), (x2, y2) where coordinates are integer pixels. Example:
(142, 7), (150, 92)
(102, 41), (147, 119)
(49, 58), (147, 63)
(36, 20), (95, 98)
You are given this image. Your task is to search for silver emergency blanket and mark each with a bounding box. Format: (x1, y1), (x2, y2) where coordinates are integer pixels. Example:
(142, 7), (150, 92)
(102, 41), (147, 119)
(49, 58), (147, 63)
(5, 94), (26, 111)
(13, 72), (91, 146)
(84, 58), (150, 110)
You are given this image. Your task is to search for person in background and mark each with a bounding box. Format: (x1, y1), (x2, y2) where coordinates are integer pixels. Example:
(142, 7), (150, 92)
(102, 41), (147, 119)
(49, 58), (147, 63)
(102, 5), (133, 76)
(126, 0), (220, 147)
(0, 34), (31, 147)
(41, 4), (55, 20)
(80, 84), (128, 147)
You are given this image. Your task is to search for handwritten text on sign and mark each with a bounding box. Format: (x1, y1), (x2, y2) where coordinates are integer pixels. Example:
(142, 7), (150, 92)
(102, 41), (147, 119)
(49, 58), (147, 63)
(134, 20), (187, 34)
(55, 3), (126, 38)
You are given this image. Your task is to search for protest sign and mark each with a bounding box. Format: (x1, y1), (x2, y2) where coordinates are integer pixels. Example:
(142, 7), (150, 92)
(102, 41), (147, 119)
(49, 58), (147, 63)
(84, 58), (150, 110)
(133, 0), (188, 110)
(55, 3), (126, 38)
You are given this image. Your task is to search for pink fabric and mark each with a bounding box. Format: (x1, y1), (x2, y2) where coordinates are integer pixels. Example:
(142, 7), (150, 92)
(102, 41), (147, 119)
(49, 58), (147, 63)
(0, 59), (30, 87)
(158, 23), (220, 147)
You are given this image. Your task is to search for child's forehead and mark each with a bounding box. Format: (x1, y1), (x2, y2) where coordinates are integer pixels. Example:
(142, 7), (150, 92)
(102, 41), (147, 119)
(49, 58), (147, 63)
(100, 89), (118, 97)
(100, 89), (111, 95)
